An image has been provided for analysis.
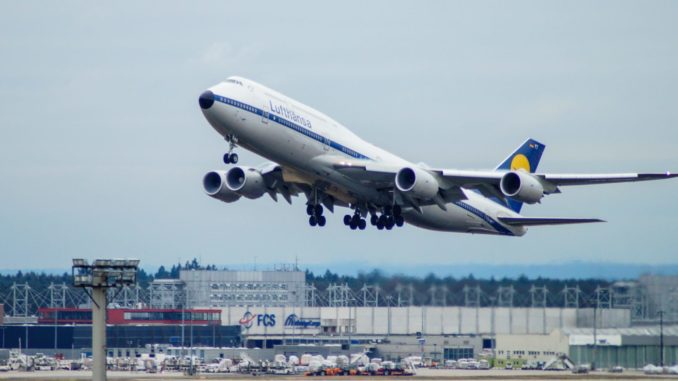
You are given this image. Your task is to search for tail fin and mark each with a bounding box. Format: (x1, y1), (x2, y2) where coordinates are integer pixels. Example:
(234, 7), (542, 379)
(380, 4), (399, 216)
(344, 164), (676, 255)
(496, 138), (546, 213)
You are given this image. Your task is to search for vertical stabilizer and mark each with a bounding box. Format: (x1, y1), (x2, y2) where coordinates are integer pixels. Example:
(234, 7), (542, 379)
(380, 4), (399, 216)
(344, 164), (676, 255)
(496, 139), (546, 213)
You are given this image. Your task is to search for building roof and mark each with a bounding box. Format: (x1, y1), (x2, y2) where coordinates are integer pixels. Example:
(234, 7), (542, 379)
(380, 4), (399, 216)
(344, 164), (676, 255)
(563, 325), (678, 337)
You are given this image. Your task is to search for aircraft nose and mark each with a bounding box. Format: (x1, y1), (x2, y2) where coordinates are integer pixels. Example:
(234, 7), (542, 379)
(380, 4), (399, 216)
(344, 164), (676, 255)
(199, 90), (215, 110)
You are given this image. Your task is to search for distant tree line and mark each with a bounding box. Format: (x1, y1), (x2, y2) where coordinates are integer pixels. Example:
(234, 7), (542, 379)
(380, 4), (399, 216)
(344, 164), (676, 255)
(305, 269), (612, 308)
(0, 258), (611, 308)
(0, 258), (218, 292)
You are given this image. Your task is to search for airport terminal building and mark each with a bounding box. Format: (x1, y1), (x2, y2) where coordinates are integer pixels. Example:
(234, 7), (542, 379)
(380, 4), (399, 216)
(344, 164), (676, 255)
(1, 269), (677, 368)
(215, 305), (632, 362)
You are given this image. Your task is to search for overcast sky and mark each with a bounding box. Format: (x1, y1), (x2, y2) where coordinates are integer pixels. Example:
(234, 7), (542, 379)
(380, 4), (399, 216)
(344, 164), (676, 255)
(1, 1), (677, 273)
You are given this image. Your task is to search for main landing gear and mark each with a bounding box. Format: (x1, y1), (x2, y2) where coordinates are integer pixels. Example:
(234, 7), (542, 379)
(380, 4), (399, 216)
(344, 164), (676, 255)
(307, 204), (326, 227)
(343, 210), (367, 230)
(223, 135), (239, 164)
(371, 205), (404, 231)
(343, 205), (404, 231)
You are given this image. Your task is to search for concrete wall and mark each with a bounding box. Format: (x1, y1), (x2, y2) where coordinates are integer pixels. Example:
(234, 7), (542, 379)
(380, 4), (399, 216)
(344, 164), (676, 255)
(577, 308), (631, 328)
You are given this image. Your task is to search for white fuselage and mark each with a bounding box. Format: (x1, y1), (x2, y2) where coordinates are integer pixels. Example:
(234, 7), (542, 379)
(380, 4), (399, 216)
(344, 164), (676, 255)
(200, 77), (526, 236)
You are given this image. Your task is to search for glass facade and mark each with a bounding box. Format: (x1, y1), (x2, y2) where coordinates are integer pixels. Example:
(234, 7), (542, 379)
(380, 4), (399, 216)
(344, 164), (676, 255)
(38, 308), (220, 325)
(122, 311), (220, 322)
(0, 325), (240, 350)
(444, 347), (474, 360)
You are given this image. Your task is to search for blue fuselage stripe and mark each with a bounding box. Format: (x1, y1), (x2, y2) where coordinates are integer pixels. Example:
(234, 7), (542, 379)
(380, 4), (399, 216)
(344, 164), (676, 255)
(213, 95), (371, 160)
(453, 201), (513, 236)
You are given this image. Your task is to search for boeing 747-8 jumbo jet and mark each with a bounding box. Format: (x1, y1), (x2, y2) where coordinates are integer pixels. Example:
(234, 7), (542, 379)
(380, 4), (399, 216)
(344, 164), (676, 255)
(199, 77), (676, 236)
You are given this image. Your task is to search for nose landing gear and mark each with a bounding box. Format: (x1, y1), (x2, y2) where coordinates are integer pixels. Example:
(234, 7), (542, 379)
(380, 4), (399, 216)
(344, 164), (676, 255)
(223, 153), (238, 165)
(223, 135), (239, 164)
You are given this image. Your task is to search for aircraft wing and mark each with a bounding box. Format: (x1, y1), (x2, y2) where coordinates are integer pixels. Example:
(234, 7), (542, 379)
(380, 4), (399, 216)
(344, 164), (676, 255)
(332, 161), (398, 185)
(335, 158), (677, 192)
(537, 172), (678, 186)
(435, 169), (677, 190)
(334, 160), (676, 210)
(333, 162), (502, 189)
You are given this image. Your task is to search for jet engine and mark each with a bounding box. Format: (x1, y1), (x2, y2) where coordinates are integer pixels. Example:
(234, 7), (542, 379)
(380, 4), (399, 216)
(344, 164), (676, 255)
(225, 166), (268, 199)
(499, 171), (544, 204)
(203, 171), (241, 203)
(395, 167), (439, 200)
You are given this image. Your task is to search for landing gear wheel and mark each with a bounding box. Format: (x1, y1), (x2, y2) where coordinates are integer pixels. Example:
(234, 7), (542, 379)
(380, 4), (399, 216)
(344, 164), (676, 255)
(370, 215), (378, 226)
(376, 221), (384, 230)
(386, 217), (395, 230)
(343, 215), (351, 226)
(229, 153), (239, 164)
(309, 216), (317, 227)
(395, 215), (404, 227)
(317, 215), (326, 227)
(315, 204), (323, 216)
(223, 153), (230, 164)
(306, 205), (315, 216)
(358, 219), (366, 230)
(349, 220), (358, 230)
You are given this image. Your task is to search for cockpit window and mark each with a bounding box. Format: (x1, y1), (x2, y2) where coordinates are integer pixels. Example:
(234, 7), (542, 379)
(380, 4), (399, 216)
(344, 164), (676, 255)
(225, 78), (243, 86)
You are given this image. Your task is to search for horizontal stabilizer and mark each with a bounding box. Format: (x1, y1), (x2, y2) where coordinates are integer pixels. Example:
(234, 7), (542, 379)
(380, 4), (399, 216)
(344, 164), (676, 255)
(498, 217), (605, 226)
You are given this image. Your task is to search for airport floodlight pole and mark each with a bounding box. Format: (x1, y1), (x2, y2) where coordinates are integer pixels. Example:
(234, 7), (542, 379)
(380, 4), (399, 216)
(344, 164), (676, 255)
(592, 303), (597, 371)
(72, 258), (140, 381)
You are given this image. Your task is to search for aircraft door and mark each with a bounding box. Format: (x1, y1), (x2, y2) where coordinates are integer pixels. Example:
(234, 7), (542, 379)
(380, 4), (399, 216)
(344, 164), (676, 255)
(261, 102), (269, 124)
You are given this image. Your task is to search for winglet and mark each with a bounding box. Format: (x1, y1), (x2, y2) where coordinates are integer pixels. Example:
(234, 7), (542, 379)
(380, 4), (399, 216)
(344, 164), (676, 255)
(638, 172), (678, 180)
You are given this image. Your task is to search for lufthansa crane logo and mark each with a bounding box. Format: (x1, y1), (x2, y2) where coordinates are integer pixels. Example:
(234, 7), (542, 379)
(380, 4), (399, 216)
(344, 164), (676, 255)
(510, 154), (531, 172)
(239, 311), (256, 329)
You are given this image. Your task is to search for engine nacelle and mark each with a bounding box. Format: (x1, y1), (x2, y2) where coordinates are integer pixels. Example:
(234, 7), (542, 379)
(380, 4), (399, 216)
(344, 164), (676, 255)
(395, 166), (439, 200)
(225, 166), (267, 199)
(203, 171), (241, 203)
(499, 171), (544, 204)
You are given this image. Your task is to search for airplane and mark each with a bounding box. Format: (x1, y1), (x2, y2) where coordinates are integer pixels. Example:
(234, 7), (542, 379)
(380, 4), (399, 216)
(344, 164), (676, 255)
(198, 76), (676, 236)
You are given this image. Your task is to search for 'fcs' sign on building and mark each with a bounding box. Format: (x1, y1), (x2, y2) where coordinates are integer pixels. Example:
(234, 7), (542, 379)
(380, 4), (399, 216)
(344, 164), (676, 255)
(239, 311), (276, 329)
(284, 314), (320, 329)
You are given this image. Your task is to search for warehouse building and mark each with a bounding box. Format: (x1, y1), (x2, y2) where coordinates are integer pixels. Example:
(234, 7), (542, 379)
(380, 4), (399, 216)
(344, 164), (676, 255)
(495, 326), (678, 369)
(567, 326), (678, 369)
(219, 306), (629, 338)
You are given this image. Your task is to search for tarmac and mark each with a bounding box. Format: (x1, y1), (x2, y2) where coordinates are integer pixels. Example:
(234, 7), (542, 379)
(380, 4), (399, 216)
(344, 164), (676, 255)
(0, 368), (676, 380)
